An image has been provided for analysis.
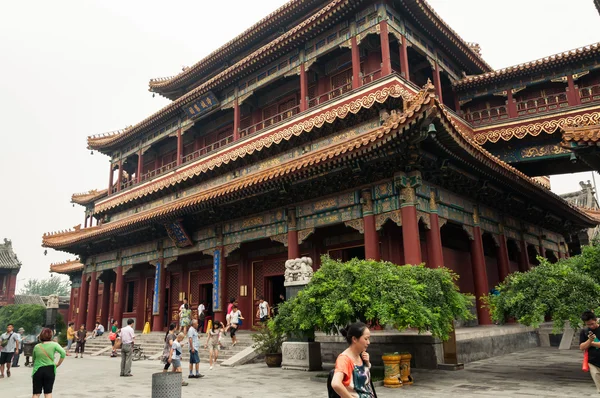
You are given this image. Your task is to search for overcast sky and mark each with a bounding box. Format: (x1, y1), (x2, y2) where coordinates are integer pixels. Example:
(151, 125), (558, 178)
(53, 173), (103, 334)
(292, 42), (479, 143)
(1, 0), (598, 289)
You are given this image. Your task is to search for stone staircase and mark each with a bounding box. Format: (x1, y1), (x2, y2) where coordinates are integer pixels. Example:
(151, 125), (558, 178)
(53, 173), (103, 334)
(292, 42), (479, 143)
(80, 330), (254, 364)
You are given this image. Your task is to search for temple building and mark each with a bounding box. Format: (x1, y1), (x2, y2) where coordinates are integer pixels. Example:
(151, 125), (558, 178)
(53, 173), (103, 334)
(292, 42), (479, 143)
(0, 239), (22, 307)
(45, 0), (600, 331)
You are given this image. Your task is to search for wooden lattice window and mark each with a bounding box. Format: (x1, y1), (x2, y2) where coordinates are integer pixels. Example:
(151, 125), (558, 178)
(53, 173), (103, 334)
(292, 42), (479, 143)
(227, 265), (238, 303)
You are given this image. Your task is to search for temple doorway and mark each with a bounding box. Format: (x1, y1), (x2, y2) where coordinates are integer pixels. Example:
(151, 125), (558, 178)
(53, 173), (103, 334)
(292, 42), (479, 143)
(199, 283), (213, 316)
(265, 275), (285, 312)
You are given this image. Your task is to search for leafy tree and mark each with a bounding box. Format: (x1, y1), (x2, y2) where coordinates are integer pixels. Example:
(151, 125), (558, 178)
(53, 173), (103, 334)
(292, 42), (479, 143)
(272, 256), (473, 340)
(20, 277), (71, 296)
(0, 305), (65, 339)
(486, 246), (600, 331)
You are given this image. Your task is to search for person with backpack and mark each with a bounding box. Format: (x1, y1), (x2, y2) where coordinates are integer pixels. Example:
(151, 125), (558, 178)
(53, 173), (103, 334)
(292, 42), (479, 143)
(328, 322), (377, 398)
(31, 328), (66, 397)
(0, 323), (19, 378)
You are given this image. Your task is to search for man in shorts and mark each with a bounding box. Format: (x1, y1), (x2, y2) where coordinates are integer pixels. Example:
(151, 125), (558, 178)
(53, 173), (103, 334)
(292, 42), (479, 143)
(0, 323), (19, 378)
(187, 319), (204, 379)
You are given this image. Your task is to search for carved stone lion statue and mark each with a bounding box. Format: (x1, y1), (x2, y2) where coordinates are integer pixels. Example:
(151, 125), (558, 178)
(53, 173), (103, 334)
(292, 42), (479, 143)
(284, 257), (314, 285)
(46, 294), (59, 309)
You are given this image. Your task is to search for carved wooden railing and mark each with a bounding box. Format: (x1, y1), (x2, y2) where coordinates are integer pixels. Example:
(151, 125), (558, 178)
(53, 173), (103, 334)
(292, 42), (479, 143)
(362, 69), (382, 85)
(308, 83), (352, 108)
(182, 134), (234, 163)
(516, 92), (568, 116)
(464, 104), (509, 126)
(140, 160), (178, 182)
(239, 105), (300, 137)
(580, 83), (600, 104)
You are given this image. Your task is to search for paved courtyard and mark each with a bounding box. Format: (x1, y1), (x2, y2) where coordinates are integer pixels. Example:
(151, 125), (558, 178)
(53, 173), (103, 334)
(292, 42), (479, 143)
(0, 347), (597, 397)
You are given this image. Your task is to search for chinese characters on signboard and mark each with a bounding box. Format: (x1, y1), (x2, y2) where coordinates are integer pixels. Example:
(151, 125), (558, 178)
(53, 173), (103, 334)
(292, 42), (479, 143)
(183, 92), (220, 119)
(152, 261), (161, 315)
(212, 249), (221, 311)
(164, 220), (193, 248)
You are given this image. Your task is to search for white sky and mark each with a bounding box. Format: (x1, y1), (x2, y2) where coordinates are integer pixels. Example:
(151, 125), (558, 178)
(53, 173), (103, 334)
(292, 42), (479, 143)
(1, 0), (599, 289)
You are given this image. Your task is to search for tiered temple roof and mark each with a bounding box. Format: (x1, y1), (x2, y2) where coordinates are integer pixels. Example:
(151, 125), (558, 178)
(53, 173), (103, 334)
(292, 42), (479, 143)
(0, 239), (21, 270)
(148, 0), (491, 99)
(89, 0), (491, 154)
(71, 189), (108, 206)
(43, 84), (598, 251)
(454, 42), (600, 89)
(49, 259), (84, 274)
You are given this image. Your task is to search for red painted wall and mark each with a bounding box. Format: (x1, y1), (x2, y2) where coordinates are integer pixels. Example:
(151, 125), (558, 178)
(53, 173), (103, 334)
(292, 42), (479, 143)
(485, 256), (500, 291)
(442, 247), (475, 294)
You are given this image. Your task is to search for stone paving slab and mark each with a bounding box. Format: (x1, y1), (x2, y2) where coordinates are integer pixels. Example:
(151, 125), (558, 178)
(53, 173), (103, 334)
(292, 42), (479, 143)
(0, 347), (598, 397)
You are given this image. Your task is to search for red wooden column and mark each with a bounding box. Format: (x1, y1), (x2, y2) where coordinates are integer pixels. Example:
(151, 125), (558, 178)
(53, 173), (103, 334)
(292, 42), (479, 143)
(84, 215), (88, 229)
(77, 274), (89, 327)
(136, 270), (146, 328)
(470, 208), (491, 325)
(100, 279), (111, 327)
(396, 171), (422, 265)
(176, 129), (183, 166)
(233, 99), (240, 141)
(351, 36), (361, 89)
(539, 238), (546, 259)
(399, 34), (410, 80)
(432, 61), (443, 103)
(108, 162), (114, 194)
(362, 189), (380, 261)
(497, 229), (511, 282)
(287, 208), (300, 259)
(86, 271), (99, 329)
(152, 259), (167, 332)
(137, 149), (144, 183)
(425, 191), (444, 268)
(116, 160), (123, 192)
(506, 90), (518, 118)
(566, 74), (581, 106)
(113, 265), (124, 325)
(379, 21), (392, 76)
(67, 287), (75, 323)
(300, 64), (309, 111)
(518, 239), (530, 272)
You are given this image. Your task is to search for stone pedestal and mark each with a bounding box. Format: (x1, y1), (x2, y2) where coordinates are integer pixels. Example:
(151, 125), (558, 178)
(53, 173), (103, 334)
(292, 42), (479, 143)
(282, 257), (322, 371)
(281, 341), (322, 371)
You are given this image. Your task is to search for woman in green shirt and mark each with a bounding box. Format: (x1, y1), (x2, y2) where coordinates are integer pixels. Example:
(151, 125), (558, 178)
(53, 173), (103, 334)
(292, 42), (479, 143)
(32, 328), (66, 398)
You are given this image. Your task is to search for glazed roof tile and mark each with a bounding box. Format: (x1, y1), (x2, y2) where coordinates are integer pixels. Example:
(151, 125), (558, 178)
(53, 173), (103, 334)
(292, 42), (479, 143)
(45, 84), (436, 249)
(562, 124), (600, 144)
(88, 0), (358, 152)
(92, 80), (415, 214)
(454, 42), (600, 90)
(13, 295), (45, 306)
(398, 0), (492, 73)
(149, 0), (325, 97)
(44, 83), (596, 251)
(50, 259), (84, 274)
(0, 239), (21, 270)
(71, 189), (108, 206)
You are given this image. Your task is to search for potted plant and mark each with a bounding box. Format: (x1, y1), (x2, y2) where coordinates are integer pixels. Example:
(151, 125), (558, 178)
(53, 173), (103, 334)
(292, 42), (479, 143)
(252, 322), (284, 367)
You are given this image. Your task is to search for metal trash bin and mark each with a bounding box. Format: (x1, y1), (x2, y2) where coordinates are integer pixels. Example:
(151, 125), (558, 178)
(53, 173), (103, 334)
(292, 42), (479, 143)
(152, 372), (182, 398)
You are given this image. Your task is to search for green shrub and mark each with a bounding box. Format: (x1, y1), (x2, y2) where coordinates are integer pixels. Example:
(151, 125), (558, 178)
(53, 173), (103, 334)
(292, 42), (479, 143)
(486, 248), (600, 331)
(0, 305), (66, 340)
(272, 256), (473, 340)
(0, 305), (46, 334)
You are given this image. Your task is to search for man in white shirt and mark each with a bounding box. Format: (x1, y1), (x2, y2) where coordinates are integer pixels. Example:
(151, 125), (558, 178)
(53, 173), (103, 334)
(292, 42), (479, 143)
(198, 301), (206, 332)
(187, 319), (204, 379)
(91, 322), (105, 339)
(119, 319), (135, 377)
(256, 296), (270, 323)
(0, 323), (19, 378)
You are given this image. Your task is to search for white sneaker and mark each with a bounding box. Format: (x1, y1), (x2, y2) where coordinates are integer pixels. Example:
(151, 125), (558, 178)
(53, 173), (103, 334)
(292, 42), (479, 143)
(209, 366), (213, 370)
